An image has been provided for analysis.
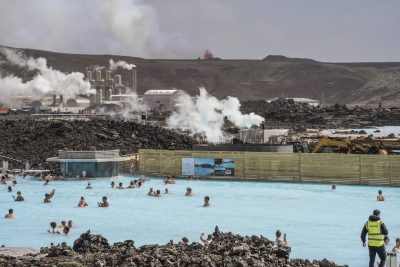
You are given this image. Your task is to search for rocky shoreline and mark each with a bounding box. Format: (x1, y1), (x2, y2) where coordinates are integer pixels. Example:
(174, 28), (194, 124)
(241, 98), (400, 129)
(0, 119), (193, 169)
(0, 228), (346, 267)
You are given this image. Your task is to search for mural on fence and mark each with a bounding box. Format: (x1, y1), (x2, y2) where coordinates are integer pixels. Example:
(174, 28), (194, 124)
(182, 158), (235, 176)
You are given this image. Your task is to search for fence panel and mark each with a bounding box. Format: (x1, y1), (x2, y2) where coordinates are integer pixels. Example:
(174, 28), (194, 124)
(138, 149), (400, 186)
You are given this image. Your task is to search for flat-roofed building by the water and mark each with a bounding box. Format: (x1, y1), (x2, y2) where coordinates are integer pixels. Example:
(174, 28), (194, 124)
(46, 150), (132, 178)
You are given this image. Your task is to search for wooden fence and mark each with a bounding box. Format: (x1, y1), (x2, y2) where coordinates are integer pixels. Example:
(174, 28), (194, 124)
(138, 149), (400, 186)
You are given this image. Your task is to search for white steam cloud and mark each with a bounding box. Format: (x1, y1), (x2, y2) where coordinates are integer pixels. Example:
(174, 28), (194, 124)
(167, 88), (264, 143)
(0, 0), (191, 58)
(109, 59), (136, 71)
(0, 48), (91, 106)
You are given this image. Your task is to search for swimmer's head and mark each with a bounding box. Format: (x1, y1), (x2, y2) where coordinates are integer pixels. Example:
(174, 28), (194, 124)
(102, 196), (107, 201)
(7, 186), (12, 191)
(8, 209), (13, 214)
(50, 222), (57, 228)
(68, 220), (73, 227)
(45, 193), (50, 198)
(63, 226), (70, 235)
(149, 188), (153, 192)
(61, 221), (66, 226)
(12, 181), (17, 184)
(156, 190), (161, 195)
(80, 196), (84, 200)
(119, 182), (122, 186)
(276, 230), (282, 238)
(17, 191), (21, 195)
(204, 196), (210, 201)
(396, 238), (400, 245)
(378, 190), (383, 195)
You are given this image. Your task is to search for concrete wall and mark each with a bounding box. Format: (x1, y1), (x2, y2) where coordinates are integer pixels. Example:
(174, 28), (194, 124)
(138, 149), (400, 186)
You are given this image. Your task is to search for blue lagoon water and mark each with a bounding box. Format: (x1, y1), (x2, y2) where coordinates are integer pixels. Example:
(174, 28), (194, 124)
(0, 176), (399, 266)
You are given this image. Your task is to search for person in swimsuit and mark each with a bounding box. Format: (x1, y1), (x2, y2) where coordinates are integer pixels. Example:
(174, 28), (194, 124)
(78, 196), (88, 208)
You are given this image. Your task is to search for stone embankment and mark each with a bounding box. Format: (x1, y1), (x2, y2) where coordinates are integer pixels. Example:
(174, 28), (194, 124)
(0, 119), (193, 169)
(241, 98), (400, 129)
(0, 228), (346, 267)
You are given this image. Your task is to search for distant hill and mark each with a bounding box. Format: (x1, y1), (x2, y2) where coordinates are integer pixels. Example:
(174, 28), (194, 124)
(1, 45), (400, 106)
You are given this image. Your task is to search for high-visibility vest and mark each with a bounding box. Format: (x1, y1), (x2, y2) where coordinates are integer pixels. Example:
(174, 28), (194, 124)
(366, 220), (384, 247)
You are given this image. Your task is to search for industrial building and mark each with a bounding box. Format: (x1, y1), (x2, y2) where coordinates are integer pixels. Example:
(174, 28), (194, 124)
(267, 97), (320, 106)
(239, 129), (290, 144)
(46, 150), (132, 178)
(143, 89), (184, 112)
(86, 66), (137, 106)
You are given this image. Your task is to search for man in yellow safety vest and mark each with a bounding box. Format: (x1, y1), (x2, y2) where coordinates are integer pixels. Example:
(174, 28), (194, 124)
(361, 209), (389, 267)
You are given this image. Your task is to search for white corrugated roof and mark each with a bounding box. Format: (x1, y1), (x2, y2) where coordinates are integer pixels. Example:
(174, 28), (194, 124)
(144, 89), (180, 95)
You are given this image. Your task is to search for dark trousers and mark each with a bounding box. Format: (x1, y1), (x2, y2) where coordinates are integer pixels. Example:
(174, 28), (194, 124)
(368, 245), (386, 267)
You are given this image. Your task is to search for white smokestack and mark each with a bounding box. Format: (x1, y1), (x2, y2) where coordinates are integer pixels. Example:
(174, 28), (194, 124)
(132, 66), (137, 94)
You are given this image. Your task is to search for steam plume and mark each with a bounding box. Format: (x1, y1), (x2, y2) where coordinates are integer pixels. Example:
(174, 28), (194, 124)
(0, 48), (91, 106)
(166, 88), (264, 143)
(109, 59), (136, 71)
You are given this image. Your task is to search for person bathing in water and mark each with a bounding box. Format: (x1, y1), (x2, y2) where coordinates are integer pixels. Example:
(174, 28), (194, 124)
(4, 208), (15, 219)
(203, 196), (210, 207)
(393, 238), (400, 253)
(139, 174), (149, 183)
(12, 191), (24, 201)
(116, 182), (124, 189)
(44, 189), (55, 203)
(78, 196), (88, 208)
(86, 182), (92, 189)
(275, 230), (288, 246)
(98, 196), (109, 207)
(200, 233), (213, 245)
(185, 187), (194, 196)
(48, 222), (60, 234)
(147, 188), (154, 196)
(63, 226), (70, 235)
(377, 190), (385, 201)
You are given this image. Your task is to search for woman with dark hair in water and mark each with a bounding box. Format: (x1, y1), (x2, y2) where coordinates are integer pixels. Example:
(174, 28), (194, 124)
(13, 191), (24, 201)
(78, 196), (88, 208)
(377, 190), (385, 201)
(98, 196), (109, 207)
(203, 196), (210, 207)
(48, 222), (60, 234)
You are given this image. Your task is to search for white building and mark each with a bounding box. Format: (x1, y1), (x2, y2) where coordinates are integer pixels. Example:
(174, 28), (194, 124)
(143, 89), (184, 112)
(267, 97), (320, 107)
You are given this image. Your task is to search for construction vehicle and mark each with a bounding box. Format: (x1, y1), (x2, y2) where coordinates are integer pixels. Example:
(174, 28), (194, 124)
(310, 137), (385, 154)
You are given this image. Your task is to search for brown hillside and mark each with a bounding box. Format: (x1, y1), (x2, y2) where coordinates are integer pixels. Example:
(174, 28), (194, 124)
(1, 45), (400, 105)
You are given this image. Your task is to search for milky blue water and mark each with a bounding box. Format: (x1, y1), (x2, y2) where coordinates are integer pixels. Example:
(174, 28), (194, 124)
(1, 176), (399, 266)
